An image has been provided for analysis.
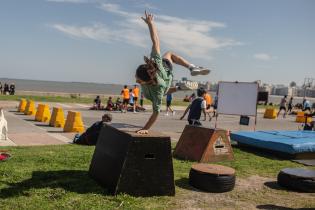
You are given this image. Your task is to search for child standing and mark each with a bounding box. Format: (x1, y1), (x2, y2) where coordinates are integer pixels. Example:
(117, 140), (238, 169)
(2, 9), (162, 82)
(135, 11), (211, 134)
(185, 88), (208, 126)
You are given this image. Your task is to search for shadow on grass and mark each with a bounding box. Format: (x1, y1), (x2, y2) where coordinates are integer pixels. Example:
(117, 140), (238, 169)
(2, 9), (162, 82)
(0, 170), (108, 198)
(175, 178), (200, 192)
(233, 144), (291, 160)
(264, 181), (286, 190)
(256, 204), (313, 210)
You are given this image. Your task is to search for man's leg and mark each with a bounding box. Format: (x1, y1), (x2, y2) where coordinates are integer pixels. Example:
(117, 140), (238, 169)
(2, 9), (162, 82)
(163, 51), (210, 76)
(163, 51), (190, 68)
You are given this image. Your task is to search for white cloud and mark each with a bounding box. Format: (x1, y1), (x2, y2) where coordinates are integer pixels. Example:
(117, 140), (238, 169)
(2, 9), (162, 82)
(51, 3), (241, 60)
(47, 0), (88, 3)
(253, 53), (276, 61)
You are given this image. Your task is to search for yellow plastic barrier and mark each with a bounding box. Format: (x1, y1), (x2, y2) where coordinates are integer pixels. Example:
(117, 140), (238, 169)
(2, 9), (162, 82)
(18, 98), (27, 112)
(35, 104), (51, 122)
(49, 107), (65, 128)
(63, 111), (85, 133)
(296, 111), (312, 123)
(264, 108), (277, 119)
(24, 100), (36, 116)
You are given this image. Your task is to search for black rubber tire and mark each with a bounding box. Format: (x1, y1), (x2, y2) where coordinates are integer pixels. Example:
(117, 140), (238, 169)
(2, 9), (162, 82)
(189, 169), (235, 193)
(277, 171), (315, 193)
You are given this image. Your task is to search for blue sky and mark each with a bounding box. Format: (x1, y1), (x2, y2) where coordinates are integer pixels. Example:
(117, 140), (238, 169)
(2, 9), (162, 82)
(0, 0), (314, 86)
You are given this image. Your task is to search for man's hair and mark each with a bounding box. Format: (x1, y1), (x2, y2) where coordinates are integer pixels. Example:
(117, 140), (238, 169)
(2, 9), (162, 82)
(102, 113), (112, 122)
(135, 56), (158, 85)
(197, 88), (207, 97)
(124, 85), (127, 88)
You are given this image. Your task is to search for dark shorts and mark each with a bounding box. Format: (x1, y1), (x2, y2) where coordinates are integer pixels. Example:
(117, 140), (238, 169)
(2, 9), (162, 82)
(123, 99), (129, 105)
(303, 107), (311, 112)
(188, 119), (202, 126)
(279, 106), (287, 111)
(206, 104), (211, 110)
(134, 97), (138, 102)
(166, 100), (172, 107)
(162, 58), (173, 72)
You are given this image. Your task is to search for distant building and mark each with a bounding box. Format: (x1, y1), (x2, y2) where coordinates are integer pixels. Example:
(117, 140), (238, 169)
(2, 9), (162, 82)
(272, 86), (293, 96)
(259, 83), (272, 94)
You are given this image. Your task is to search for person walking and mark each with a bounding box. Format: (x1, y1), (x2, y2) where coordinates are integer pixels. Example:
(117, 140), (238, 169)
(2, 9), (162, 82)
(165, 93), (175, 116)
(277, 95), (288, 118)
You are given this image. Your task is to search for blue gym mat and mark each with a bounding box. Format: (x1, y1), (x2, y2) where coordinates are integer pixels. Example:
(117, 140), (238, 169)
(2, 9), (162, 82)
(230, 130), (315, 154)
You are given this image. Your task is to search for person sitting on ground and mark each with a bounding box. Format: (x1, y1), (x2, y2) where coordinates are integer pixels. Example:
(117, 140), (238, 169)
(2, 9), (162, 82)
(105, 96), (114, 111)
(73, 113), (112, 145)
(92, 95), (102, 110)
(183, 95), (190, 102)
(115, 97), (122, 111)
(189, 93), (196, 102)
(135, 11), (210, 134)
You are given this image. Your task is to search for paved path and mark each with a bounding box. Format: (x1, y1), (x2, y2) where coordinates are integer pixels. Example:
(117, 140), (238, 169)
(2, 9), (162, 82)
(0, 100), (307, 146)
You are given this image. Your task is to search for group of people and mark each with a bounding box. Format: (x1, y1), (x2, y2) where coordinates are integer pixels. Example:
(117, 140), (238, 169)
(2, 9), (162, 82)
(120, 85), (144, 113)
(91, 85), (145, 112)
(0, 82), (15, 95)
(277, 95), (314, 118)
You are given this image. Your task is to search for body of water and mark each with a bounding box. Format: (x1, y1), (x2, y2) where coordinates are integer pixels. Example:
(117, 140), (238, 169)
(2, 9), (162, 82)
(1, 78), (314, 105)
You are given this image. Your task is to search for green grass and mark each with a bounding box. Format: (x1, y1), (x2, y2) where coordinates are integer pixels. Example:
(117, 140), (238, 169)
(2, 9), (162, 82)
(0, 144), (314, 209)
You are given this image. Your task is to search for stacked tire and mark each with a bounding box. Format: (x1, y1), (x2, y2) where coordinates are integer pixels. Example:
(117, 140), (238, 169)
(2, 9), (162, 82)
(189, 163), (235, 193)
(277, 168), (315, 193)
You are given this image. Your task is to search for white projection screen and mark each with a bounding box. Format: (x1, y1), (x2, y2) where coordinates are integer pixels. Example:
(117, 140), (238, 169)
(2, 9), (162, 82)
(217, 82), (258, 116)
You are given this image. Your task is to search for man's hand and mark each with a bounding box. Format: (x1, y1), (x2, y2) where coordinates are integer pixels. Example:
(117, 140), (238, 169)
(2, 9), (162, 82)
(136, 129), (149, 134)
(141, 10), (154, 25)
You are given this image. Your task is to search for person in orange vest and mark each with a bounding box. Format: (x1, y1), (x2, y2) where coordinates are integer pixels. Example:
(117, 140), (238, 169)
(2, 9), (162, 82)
(121, 85), (130, 113)
(133, 84), (140, 112)
(204, 92), (212, 121)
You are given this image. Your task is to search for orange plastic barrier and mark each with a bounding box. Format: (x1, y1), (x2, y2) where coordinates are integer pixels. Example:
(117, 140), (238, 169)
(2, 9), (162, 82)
(35, 104), (51, 122)
(49, 107), (65, 128)
(63, 111), (85, 133)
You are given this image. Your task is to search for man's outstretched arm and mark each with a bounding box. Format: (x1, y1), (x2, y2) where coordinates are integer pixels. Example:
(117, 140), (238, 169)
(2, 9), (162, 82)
(141, 11), (160, 55)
